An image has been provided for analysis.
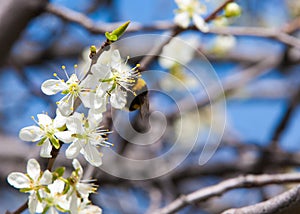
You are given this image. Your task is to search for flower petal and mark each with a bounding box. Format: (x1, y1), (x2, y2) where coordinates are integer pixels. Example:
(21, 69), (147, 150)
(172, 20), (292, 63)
(37, 114), (52, 127)
(40, 170), (53, 185)
(110, 89), (126, 109)
(53, 109), (67, 128)
(27, 159), (40, 182)
(88, 109), (103, 127)
(83, 144), (102, 167)
(72, 159), (83, 177)
(111, 50), (122, 70)
(40, 139), (52, 158)
(19, 126), (43, 142)
(57, 94), (74, 116)
(7, 172), (30, 189)
(80, 91), (95, 108)
(28, 192), (38, 214)
(193, 14), (209, 32)
(174, 12), (190, 28)
(66, 141), (82, 159)
(41, 79), (67, 95)
(66, 114), (84, 134)
(91, 64), (112, 80)
(55, 131), (74, 144)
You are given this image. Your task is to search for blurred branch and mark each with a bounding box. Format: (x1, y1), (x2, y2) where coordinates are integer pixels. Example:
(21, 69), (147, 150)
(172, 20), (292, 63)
(44, 2), (300, 49)
(0, 0), (49, 67)
(270, 90), (300, 149)
(207, 26), (300, 49)
(154, 173), (300, 214)
(223, 185), (300, 214)
(167, 55), (280, 118)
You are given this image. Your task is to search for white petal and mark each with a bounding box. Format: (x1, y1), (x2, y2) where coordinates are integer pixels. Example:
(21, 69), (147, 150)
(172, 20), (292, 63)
(111, 50), (122, 70)
(91, 64), (112, 80)
(53, 109), (67, 128)
(66, 142), (82, 159)
(174, 12), (190, 28)
(83, 144), (102, 167)
(193, 14), (209, 32)
(48, 207), (58, 214)
(66, 115), (84, 134)
(80, 205), (102, 214)
(67, 74), (79, 84)
(55, 131), (74, 144)
(40, 139), (52, 158)
(7, 172), (30, 189)
(40, 170), (53, 185)
(37, 114), (52, 127)
(96, 82), (111, 98)
(58, 94), (74, 116)
(49, 179), (65, 194)
(80, 74), (98, 89)
(110, 89), (126, 109)
(72, 159), (83, 177)
(88, 109), (103, 126)
(28, 192), (38, 214)
(70, 192), (79, 214)
(80, 91), (95, 108)
(19, 126), (43, 142)
(41, 79), (67, 95)
(27, 159), (40, 182)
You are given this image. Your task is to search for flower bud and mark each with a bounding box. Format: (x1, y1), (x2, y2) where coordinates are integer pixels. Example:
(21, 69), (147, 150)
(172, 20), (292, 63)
(224, 2), (241, 17)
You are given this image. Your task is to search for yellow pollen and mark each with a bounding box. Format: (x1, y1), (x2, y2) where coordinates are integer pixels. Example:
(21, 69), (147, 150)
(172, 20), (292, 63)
(136, 64), (140, 67)
(31, 116), (34, 120)
(53, 73), (57, 77)
(74, 64), (78, 68)
(56, 101), (60, 105)
(61, 65), (66, 70)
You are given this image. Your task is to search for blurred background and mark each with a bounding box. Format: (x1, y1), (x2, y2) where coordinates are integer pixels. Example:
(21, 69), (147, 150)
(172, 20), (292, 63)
(1, 0), (300, 213)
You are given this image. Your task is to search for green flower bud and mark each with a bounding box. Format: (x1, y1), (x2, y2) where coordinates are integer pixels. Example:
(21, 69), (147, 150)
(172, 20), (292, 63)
(224, 2), (241, 17)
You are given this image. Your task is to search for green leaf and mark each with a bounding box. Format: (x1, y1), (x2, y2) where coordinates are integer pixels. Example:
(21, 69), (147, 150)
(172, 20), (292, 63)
(105, 21), (130, 41)
(105, 32), (118, 41)
(54, 167), (65, 178)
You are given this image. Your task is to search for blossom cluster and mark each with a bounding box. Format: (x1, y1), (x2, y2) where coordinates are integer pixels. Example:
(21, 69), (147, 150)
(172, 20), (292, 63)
(7, 159), (101, 214)
(19, 49), (138, 167)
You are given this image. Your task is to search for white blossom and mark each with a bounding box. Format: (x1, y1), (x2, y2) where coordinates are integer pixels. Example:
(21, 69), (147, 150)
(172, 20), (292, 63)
(174, 0), (209, 32)
(211, 35), (237, 55)
(91, 50), (139, 109)
(7, 159), (52, 214)
(41, 179), (71, 214)
(159, 36), (199, 69)
(19, 110), (73, 158)
(69, 159), (100, 214)
(41, 66), (96, 116)
(65, 113), (112, 167)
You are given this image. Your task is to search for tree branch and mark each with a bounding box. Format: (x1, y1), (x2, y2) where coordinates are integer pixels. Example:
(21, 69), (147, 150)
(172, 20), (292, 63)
(222, 185), (300, 214)
(154, 173), (300, 214)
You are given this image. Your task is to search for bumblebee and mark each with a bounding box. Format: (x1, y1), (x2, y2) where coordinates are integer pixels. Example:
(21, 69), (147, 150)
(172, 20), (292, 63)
(125, 77), (149, 117)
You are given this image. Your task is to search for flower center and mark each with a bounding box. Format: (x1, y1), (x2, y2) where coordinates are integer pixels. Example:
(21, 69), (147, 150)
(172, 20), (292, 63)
(68, 83), (80, 96)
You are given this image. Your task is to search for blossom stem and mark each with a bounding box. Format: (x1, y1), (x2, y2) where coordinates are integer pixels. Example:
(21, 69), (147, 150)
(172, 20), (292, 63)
(5, 200), (28, 214)
(46, 143), (61, 171)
